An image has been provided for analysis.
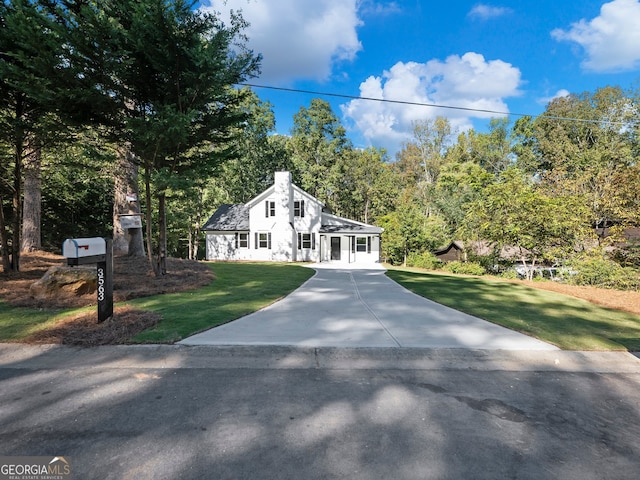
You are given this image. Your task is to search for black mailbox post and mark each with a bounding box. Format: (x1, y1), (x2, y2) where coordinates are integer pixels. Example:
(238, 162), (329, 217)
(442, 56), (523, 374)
(62, 237), (113, 322)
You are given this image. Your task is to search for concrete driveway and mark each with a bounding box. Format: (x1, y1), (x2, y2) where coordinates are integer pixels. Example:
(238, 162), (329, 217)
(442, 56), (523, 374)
(180, 265), (557, 350)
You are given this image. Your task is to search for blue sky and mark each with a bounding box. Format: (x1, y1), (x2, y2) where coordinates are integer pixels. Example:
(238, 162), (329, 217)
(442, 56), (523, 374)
(200, 0), (640, 158)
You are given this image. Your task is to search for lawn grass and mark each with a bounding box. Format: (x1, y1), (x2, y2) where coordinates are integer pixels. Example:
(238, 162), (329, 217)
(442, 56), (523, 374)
(386, 267), (640, 351)
(0, 302), (80, 341)
(127, 262), (315, 343)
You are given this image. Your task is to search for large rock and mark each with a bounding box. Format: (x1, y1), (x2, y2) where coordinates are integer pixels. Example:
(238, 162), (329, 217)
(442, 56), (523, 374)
(30, 266), (97, 300)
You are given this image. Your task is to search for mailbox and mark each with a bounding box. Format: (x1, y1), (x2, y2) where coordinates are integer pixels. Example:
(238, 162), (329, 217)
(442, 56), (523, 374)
(62, 237), (106, 266)
(118, 214), (143, 230)
(62, 237), (113, 322)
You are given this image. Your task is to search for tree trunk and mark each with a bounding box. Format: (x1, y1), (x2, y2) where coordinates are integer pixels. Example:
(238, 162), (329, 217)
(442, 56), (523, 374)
(21, 140), (42, 252)
(113, 147), (145, 256)
(10, 133), (23, 271)
(157, 192), (167, 275)
(0, 194), (11, 271)
(144, 167), (157, 275)
(192, 187), (203, 260)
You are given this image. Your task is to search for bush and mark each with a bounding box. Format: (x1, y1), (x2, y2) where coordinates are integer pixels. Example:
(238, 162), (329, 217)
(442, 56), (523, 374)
(406, 251), (441, 270)
(567, 254), (640, 290)
(499, 269), (519, 280)
(441, 261), (485, 276)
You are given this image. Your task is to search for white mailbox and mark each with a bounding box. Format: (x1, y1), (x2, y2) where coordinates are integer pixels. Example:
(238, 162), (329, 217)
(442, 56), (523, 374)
(62, 237), (106, 265)
(62, 237), (114, 321)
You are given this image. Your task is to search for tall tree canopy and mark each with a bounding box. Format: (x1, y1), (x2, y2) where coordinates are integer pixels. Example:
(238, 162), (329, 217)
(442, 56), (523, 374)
(1, 0), (260, 274)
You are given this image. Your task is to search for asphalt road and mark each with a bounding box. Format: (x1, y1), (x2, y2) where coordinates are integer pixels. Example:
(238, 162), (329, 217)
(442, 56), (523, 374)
(1, 344), (640, 480)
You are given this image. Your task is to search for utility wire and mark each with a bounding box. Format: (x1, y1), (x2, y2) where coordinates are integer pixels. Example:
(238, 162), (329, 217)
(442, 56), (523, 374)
(238, 82), (632, 127)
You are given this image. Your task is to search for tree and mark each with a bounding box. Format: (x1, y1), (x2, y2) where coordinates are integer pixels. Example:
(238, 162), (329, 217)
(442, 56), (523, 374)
(532, 87), (637, 243)
(1, 0), (125, 268)
(462, 167), (590, 280)
(433, 160), (493, 235)
(87, 0), (260, 275)
(394, 117), (454, 218)
(112, 146), (145, 256)
(289, 99), (351, 208)
(0, 1), (66, 269)
(335, 147), (395, 224)
(211, 90), (292, 204)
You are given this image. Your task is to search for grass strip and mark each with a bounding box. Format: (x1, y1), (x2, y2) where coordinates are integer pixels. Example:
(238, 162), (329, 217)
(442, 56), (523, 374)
(386, 268), (640, 351)
(0, 302), (81, 341)
(128, 262), (314, 343)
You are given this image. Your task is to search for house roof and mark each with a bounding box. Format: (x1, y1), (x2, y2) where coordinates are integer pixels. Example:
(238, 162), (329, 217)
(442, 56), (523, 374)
(320, 224), (383, 234)
(433, 240), (527, 260)
(202, 204), (249, 231)
(320, 212), (383, 234)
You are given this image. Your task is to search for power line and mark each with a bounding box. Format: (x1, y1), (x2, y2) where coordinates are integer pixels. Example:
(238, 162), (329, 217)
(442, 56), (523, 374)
(238, 82), (631, 127)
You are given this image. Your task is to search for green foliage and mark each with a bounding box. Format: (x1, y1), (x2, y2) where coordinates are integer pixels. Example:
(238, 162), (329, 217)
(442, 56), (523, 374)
(41, 146), (114, 251)
(379, 203), (430, 265)
(289, 99), (351, 208)
(462, 166), (590, 280)
(567, 253), (640, 290)
(406, 251), (441, 270)
(441, 261), (485, 276)
(499, 269), (519, 280)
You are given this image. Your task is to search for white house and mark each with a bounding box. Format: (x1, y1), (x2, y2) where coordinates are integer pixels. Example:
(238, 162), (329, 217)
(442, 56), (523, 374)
(203, 171), (383, 264)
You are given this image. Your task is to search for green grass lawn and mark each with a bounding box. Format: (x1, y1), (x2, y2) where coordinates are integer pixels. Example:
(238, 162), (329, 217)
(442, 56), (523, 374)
(3, 262), (638, 350)
(0, 303), (80, 342)
(386, 267), (640, 351)
(127, 262), (315, 343)
(0, 262), (314, 344)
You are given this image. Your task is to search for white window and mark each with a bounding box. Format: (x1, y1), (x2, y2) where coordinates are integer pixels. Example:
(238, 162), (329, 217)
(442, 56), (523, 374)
(255, 232), (271, 249)
(356, 237), (367, 252)
(235, 233), (249, 249)
(265, 201), (275, 217)
(294, 200), (305, 217)
(297, 232), (315, 250)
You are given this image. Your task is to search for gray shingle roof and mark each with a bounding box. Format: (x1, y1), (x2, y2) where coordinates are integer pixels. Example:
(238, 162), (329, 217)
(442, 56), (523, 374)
(202, 204), (249, 231)
(320, 224), (383, 234)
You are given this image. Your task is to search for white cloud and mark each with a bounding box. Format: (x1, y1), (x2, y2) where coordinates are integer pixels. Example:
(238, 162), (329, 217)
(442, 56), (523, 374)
(537, 89), (570, 105)
(551, 0), (640, 72)
(468, 4), (512, 20)
(359, 1), (402, 17)
(342, 53), (522, 154)
(201, 0), (362, 83)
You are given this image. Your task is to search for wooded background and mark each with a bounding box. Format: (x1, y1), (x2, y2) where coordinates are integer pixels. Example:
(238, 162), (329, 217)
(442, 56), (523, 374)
(2, 1), (639, 286)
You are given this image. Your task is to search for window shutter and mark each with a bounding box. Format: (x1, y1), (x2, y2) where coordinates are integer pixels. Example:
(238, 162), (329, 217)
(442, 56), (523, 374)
(268, 233), (272, 249)
(367, 236), (371, 253)
(235, 233), (238, 249)
(301, 200), (305, 217)
(312, 233), (316, 250)
(265, 201), (268, 217)
(297, 233), (301, 250)
(255, 232), (258, 249)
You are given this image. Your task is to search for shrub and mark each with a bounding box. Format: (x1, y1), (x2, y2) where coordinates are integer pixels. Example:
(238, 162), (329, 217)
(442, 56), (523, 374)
(441, 261), (485, 276)
(499, 269), (519, 280)
(567, 254), (640, 290)
(406, 251), (441, 270)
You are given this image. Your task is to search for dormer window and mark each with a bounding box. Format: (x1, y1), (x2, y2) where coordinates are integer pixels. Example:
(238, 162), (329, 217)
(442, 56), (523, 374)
(294, 200), (305, 217)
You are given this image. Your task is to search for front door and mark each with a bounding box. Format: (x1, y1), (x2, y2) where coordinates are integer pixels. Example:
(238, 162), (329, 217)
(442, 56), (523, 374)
(331, 237), (341, 261)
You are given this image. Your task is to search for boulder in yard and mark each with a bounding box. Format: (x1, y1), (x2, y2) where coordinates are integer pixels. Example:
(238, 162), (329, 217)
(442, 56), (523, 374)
(30, 266), (97, 300)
